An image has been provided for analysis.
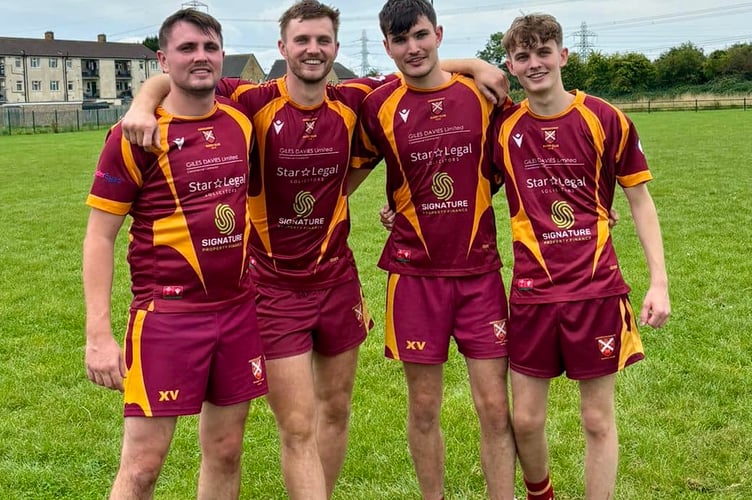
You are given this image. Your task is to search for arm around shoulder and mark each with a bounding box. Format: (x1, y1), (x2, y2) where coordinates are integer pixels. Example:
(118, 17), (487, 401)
(121, 74), (172, 149)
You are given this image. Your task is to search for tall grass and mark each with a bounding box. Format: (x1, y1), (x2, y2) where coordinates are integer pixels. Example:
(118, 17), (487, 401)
(0, 109), (750, 499)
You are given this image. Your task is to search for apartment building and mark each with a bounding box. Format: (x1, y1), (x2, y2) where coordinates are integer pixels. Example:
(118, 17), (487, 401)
(0, 32), (160, 106)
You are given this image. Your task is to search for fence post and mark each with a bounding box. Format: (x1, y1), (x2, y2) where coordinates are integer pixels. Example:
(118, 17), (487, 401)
(96, 109), (100, 128)
(32, 111), (36, 133)
(6, 108), (11, 135)
(695, 99), (699, 112)
(54, 109), (58, 133)
(77, 110), (80, 131)
(648, 100), (651, 114)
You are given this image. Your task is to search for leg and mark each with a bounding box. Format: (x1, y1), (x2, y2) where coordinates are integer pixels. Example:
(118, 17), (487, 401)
(110, 416), (176, 500)
(312, 347), (359, 498)
(266, 353), (327, 500)
(510, 370), (552, 489)
(403, 362), (445, 500)
(465, 357), (516, 500)
(579, 374), (618, 500)
(196, 401), (251, 499)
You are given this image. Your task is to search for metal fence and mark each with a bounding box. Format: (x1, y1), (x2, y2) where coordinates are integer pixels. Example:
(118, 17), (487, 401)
(610, 97), (749, 113)
(0, 105), (128, 135)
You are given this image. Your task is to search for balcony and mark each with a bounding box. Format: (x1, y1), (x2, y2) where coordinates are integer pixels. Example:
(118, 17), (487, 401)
(0, 90), (6, 103)
(0, 66), (5, 77)
(116, 70), (132, 78)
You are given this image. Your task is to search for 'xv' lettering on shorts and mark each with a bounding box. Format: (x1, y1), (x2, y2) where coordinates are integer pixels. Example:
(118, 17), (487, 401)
(255, 278), (373, 360)
(122, 300), (268, 417)
(509, 294), (644, 380)
(385, 271), (509, 364)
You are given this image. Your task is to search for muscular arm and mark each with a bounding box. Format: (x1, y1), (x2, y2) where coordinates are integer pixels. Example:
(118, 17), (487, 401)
(622, 183), (671, 328)
(440, 58), (509, 106)
(121, 74), (171, 148)
(82, 208), (127, 391)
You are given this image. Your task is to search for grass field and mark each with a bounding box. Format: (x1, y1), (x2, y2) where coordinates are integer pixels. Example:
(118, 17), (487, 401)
(0, 109), (750, 499)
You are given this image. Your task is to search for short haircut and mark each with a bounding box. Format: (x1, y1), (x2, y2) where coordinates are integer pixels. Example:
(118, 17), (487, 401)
(502, 13), (563, 54)
(279, 0), (340, 40)
(158, 8), (223, 49)
(379, 0), (437, 38)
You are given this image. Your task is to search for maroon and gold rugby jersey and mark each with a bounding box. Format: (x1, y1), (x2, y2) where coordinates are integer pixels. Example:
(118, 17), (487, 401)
(217, 76), (393, 289)
(352, 73), (503, 277)
(490, 90), (652, 304)
(87, 98), (254, 312)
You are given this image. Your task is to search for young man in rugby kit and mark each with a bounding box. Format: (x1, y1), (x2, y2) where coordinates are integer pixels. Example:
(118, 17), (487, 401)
(119, 1), (508, 498)
(83, 10), (267, 499)
(348, 1), (516, 498)
(490, 13), (671, 500)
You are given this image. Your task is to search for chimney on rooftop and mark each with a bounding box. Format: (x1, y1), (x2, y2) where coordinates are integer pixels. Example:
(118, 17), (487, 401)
(97, 34), (107, 43)
(45, 31), (54, 40)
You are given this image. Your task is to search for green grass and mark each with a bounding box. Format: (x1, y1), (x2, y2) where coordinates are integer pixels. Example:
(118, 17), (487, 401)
(0, 109), (750, 499)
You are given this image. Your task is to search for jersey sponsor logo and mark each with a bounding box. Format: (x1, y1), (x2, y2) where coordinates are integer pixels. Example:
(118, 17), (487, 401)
(526, 175), (586, 193)
(250, 356), (264, 381)
(188, 175), (246, 196)
(273, 119), (285, 134)
(542, 201), (593, 243)
(491, 319), (508, 344)
(551, 200), (575, 229)
(516, 278), (533, 291)
(94, 169), (123, 184)
(396, 249), (411, 263)
(513, 133), (524, 148)
(431, 172), (454, 200)
(399, 108), (410, 123)
(173, 137), (185, 150)
(162, 285), (184, 299)
(277, 163), (340, 180)
(597, 335), (616, 358)
(406, 340), (427, 351)
(293, 191), (316, 218)
(158, 389), (180, 402)
(215, 204), (236, 235)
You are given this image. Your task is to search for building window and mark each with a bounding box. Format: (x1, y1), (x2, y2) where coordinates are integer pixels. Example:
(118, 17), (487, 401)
(32, 80), (42, 91)
(68, 82), (74, 91)
(50, 81), (60, 91)
(15, 81), (23, 92)
(139, 61), (144, 70)
(66, 59), (73, 69)
(0, 80), (5, 90)
(49, 58), (58, 68)
(150, 61), (158, 71)
(15, 57), (22, 68)
(30, 57), (40, 68)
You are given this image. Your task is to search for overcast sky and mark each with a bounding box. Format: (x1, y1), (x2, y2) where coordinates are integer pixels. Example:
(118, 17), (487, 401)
(4, 0), (750, 74)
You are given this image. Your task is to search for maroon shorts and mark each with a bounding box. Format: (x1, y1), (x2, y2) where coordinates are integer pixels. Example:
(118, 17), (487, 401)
(509, 294), (644, 380)
(385, 272), (509, 364)
(122, 300), (267, 417)
(255, 279), (372, 359)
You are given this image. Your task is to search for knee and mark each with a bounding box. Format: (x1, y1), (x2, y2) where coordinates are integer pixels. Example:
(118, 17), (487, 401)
(580, 406), (614, 439)
(201, 433), (243, 471)
(276, 410), (317, 449)
(318, 391), (352, 429)
(117, 458), (163, 492)
(408, 400), (441, 434)
(512, 407), (546, 439)
(475, 396), (512, 433)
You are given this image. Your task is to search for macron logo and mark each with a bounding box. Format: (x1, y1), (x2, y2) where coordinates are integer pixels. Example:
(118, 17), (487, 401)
(513, 133), (524, 148)
(399, 109), (410, 123)
(173, 137), (185, 150)
(273, 120), (284, 134)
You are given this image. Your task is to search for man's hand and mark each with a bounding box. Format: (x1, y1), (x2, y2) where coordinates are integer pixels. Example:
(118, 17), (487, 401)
(121, 108), (160, 149)
(608, 207), (620, 228)
(85, 334), (126, 392)
(640, 285), (671, 328)
(379, 204), (395, 231)
(473, 61), (510, 107)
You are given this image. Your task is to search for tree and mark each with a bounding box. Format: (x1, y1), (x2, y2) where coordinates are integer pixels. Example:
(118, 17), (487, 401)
(476, 32), (506, 69)
(143, 36), (159, 53)
(654, 42), (707, 88)
(584, 52), (612, 94)
(561, 51), (587, 91)
(609, 52), (656, 94)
